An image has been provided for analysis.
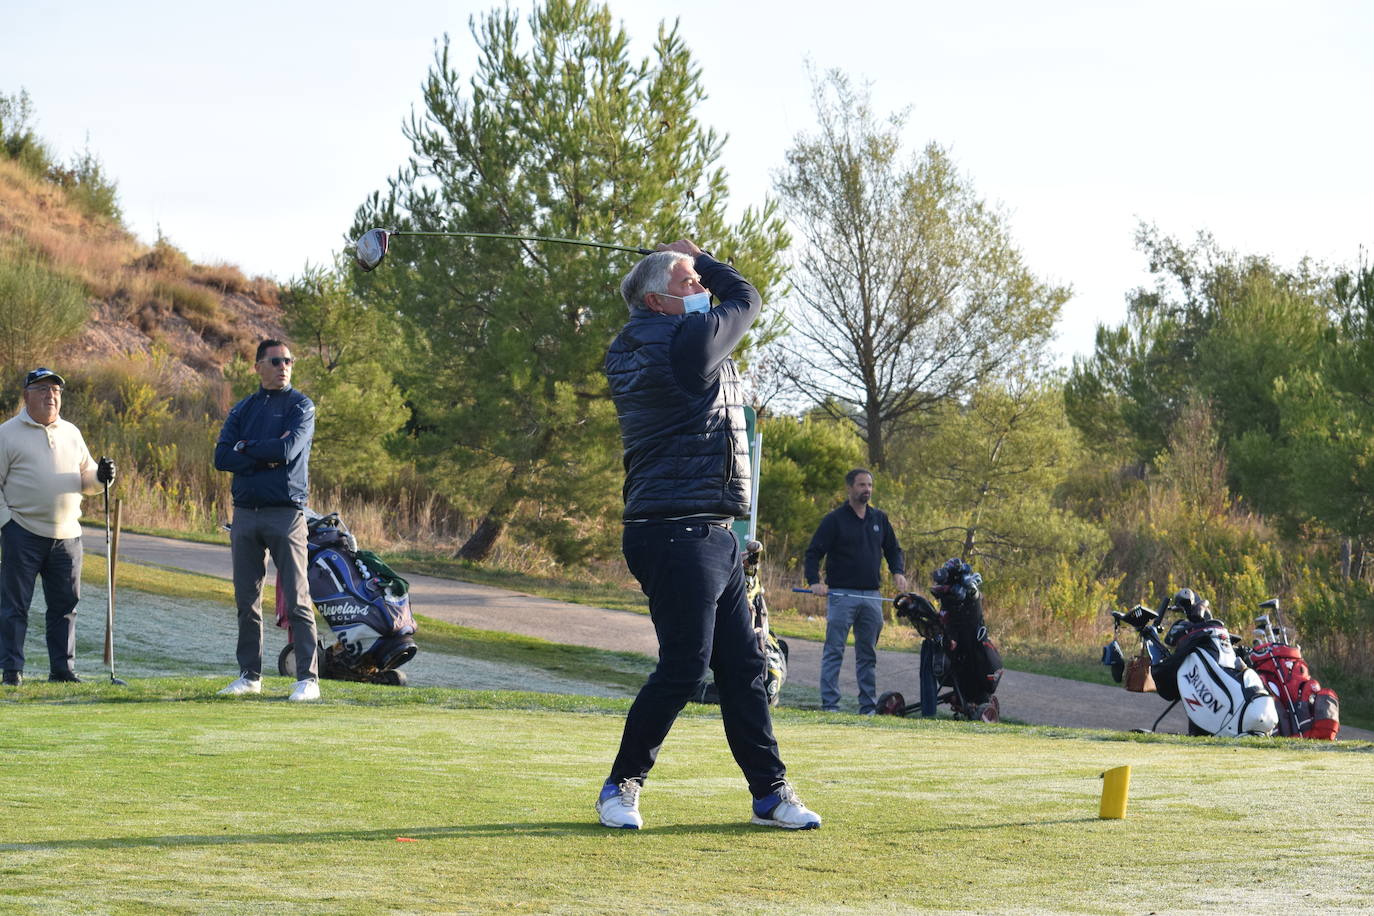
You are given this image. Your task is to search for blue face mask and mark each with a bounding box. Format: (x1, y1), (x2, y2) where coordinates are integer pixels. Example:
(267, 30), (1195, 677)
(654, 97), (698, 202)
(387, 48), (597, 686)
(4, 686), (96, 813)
(659, 292), (712, 314)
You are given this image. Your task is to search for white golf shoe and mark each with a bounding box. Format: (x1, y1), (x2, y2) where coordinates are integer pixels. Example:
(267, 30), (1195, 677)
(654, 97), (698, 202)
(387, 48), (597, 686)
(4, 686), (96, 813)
(218, 675), (262, 696)
(596, 778), (643, 829)
(287, 678), (321, 702)
(751, 781), (821, 830)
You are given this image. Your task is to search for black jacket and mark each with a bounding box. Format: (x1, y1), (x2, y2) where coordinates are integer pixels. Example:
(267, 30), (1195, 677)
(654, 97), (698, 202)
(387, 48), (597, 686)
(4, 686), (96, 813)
(803, 502), (905, 590)
(604, 254), (758, 521)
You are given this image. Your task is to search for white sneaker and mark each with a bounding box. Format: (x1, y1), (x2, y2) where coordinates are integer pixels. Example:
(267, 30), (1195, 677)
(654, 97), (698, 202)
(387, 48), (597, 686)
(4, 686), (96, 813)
(218, 675), (262, 696)
(596, 779), (643, 829)
(751, 781), (821, 830)
(287, 678), (320, 702)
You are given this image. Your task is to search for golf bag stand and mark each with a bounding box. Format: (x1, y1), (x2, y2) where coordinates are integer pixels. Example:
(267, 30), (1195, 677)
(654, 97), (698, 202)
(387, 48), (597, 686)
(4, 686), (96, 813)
(275, 511), (418, 686)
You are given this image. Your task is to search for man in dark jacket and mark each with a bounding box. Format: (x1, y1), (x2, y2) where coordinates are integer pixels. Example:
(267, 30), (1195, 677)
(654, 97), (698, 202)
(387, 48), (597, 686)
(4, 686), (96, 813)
(213, 339), (320, 702)
(804, 469), (907, 714)
(596, 240), (820, 831)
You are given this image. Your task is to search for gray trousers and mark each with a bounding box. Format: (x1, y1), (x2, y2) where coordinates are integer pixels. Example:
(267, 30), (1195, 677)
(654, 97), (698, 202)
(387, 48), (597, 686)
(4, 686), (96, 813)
(821, 589), (884, 713)
(0, 520), (81, 674)
(230, 506), (318, 681)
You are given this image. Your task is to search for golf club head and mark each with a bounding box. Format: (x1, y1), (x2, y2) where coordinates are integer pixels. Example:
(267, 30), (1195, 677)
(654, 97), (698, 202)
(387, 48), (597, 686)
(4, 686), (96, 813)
(354, 228), (390, 271)
(110, 676), (128, 686)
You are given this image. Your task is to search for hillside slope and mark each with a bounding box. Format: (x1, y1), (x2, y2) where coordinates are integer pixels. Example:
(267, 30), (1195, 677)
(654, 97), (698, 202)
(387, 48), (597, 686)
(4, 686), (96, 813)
(0, 155), (285, 381)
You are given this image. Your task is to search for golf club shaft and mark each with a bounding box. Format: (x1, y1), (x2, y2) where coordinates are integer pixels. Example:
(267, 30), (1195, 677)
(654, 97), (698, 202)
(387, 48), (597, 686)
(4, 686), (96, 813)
(103, 484), (113, 668)
(792, 588), (897, 603)
(387, 230), (653, 255)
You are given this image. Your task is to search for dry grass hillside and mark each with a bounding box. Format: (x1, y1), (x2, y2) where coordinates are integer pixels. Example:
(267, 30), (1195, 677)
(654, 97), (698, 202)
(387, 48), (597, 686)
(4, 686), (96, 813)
(0, 155), (284, 382)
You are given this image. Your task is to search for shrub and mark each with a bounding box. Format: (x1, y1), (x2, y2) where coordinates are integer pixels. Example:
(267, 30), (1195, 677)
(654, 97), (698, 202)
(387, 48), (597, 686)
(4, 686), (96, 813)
(0, 249), (89, 381)
(46, 145), (121, 224)
(191, 262), (251, 295)
(133, 235), (191, 275)
(0, 89), (56, 177)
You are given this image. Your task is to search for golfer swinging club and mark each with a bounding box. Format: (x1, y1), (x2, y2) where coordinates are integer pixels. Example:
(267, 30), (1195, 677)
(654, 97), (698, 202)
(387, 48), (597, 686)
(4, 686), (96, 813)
(597, 239), (821, 830)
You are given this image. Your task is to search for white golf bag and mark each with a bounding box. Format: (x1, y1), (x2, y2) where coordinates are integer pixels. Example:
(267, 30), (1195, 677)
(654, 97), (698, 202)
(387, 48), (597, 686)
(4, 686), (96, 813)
(1160, 621), (1278, 737)
(1115, 605), (1278, 737)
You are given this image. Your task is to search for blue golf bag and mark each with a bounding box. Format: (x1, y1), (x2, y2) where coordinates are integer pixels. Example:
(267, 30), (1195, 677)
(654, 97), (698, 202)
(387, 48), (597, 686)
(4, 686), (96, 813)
(276, 512), (418, 685)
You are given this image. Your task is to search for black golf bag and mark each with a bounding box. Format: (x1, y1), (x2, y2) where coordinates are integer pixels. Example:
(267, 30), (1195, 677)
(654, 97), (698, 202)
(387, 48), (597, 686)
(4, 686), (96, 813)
(693, 539), (788, 707)
(1112, 603), (1277, 737)
(880, 582), (1003, 723)
(276, 512), (418, 686)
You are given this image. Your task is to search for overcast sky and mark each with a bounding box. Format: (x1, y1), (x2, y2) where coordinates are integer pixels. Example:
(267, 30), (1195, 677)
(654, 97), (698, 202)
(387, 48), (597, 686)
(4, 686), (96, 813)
(3, 0), (1369, 362)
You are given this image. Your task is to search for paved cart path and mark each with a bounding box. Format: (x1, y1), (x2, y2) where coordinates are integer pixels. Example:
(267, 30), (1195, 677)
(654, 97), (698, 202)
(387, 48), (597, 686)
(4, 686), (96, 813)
(85, 527), (1372, 740)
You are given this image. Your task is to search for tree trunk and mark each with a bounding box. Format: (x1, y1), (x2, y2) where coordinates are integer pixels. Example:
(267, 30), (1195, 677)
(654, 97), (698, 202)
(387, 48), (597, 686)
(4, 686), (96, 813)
(1340, 538), (1353, 580)
(455, 471), (524, 562)
(866, 399), (885, 469)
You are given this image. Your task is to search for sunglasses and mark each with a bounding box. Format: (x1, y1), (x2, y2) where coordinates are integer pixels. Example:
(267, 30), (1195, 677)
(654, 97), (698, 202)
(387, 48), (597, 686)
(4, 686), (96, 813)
(261, 356), (294, 367)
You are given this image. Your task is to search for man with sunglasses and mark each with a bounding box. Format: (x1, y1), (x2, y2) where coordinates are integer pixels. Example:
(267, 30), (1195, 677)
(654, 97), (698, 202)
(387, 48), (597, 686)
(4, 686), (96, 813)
(214, 339), (320, 701)
(0, 368), (116, 686)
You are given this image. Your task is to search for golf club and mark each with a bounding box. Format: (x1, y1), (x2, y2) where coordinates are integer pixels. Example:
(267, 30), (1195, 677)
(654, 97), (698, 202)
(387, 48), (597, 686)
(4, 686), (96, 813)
(103, 484), (127, 686)
(353, 227), (654, 272)
(791, 588), (897, 603)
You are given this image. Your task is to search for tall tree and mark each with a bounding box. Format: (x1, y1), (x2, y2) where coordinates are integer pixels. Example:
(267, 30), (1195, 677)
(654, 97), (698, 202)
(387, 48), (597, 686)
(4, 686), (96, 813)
(1245, 260), (1374, 578)
(772, 69), (1066, 468)
(893, 368), (1105, 593)
(279, 264), (411, 490)
(351, 0), (789, 560)
(1065, 226), (1327, 467)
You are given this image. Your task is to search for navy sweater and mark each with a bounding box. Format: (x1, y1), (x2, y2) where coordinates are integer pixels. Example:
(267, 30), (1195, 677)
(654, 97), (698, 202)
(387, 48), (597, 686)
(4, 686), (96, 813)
(803, 503), (905, 590)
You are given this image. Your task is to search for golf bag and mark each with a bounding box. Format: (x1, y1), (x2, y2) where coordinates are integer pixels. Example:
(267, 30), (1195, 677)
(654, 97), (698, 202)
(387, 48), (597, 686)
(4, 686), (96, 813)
(276, 511), (418, 686)
(880, 560), (1003, 722)
(693, 539), (788, 707)
(1246, 599), (1339, 739)
(1113, 603), (1277, 737)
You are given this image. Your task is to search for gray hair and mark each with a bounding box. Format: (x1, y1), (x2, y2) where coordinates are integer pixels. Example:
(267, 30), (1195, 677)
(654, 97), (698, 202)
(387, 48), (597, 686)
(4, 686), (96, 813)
(621, 251), (693, 313)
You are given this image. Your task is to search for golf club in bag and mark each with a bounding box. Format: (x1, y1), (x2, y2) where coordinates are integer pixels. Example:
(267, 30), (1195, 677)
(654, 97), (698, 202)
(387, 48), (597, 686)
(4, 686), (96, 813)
(353, 227), (654, 272)
(878, 559), (1003, 723)
(1113, 599), (1278, 737)
(878, 593), (1004, 722)
(1102, 606), (1168, 692)
(1246, 598), (1339, 739)
(275, 511), (417, 686)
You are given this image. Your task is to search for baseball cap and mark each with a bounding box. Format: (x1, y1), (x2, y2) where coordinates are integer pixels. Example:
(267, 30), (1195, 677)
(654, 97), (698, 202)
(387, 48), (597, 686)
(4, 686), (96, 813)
(24, 368), (66, 388)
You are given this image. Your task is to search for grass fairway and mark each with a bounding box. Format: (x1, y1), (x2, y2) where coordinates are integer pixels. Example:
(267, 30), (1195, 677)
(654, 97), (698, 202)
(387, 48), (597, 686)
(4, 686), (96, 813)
(1, 682), (1371, 914)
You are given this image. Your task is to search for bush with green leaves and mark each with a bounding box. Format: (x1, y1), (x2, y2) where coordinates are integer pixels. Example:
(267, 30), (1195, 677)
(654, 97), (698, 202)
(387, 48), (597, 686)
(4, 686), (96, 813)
(0, 246), (89, 383)
(2, 89), (121, 223)
(755, 415), (865, 567)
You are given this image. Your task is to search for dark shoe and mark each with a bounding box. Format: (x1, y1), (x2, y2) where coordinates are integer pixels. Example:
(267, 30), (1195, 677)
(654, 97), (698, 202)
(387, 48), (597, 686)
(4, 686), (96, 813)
(2, 670), (21, 687)
(48, 671), (82, 683)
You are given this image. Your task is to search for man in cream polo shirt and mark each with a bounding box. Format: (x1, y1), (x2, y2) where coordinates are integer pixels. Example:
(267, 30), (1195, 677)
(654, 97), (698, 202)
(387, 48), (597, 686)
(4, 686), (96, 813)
(0, 368), (115, 686)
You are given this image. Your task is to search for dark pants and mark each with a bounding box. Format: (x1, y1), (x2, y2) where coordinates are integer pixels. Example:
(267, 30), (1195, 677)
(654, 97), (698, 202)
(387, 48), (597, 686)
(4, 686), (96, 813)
(230, 506), (318, 681)
(608, 521), (786, 798)
(0, 520), (82, 674)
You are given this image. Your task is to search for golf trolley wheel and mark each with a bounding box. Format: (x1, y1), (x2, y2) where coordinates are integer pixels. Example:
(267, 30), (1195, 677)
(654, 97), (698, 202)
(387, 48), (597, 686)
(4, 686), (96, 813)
(379, 669), (407, 687)
(975, 697), (1000, 723)
(876, 690), (906, 716)
(277, 645), (296, 678)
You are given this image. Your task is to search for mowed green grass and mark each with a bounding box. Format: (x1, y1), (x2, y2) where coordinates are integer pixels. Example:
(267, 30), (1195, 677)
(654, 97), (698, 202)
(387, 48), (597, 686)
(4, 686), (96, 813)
(1, 683), (1370, 914)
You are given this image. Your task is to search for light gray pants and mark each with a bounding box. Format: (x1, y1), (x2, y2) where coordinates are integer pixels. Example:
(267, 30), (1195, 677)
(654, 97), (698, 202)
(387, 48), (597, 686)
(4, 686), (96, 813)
(230, 506), (318, 681)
